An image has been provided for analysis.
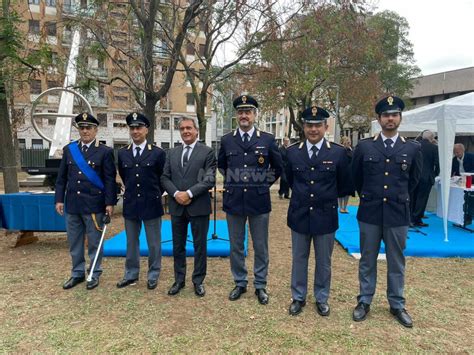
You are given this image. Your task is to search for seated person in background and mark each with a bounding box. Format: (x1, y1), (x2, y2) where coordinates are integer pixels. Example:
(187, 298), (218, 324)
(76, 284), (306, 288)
(452, 143), (474, 176)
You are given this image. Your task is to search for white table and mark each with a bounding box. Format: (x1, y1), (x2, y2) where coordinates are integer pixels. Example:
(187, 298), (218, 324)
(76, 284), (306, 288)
(435, 181), (474, 225)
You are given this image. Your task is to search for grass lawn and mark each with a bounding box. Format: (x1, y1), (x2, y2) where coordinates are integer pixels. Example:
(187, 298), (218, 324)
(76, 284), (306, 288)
(0, 191), (473, 352)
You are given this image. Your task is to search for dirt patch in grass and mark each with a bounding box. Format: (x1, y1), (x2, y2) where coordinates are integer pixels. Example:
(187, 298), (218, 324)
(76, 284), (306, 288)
(0, 192), (473, 352)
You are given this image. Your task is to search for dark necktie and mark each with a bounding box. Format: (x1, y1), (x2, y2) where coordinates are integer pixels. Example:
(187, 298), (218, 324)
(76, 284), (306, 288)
(311, 145), (319, 161)
(183, 146), (191, 167)
(385, 138), (393, 154)
(243, 132), (250, 143)
(135, 146), (141, 158)
(82, 144), (88, 155)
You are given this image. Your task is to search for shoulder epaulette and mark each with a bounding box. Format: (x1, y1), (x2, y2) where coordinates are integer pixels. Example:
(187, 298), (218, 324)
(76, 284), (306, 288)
(329, 141), (344, 148)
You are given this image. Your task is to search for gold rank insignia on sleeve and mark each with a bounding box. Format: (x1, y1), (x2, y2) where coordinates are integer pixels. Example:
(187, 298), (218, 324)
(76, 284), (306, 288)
(387, 96), (394, 106)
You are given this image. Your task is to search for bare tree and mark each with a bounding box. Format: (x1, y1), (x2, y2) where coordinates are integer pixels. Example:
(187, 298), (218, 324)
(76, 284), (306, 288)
(178, 0), (303, 138)
(67, 0), (203, 143)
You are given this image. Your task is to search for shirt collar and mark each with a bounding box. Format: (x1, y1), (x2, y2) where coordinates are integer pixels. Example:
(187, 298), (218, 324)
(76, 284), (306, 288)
(239, 127), (255, 140)
(306, 138), (324, 154)
(183, 139), (198, 150)
(380, 132), (399, 144)
(132, 140), (147, 151)
(81, 140), (94, 148)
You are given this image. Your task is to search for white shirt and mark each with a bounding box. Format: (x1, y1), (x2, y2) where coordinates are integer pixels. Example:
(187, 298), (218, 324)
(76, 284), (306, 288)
(380, 132), (399, 148)
(306, 139), (324, 159)
(239, 127), (255, 142)
(132, 140), (147, 157)
(80, 140), (93, 150)
(174, 139), (198, 199)
(181, 139), (198, 167)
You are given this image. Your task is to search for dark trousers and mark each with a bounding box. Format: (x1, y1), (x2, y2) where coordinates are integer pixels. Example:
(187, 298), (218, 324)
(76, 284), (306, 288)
(278, 176), (290, 197)
(171, 210), (209, 285)
(411, 180), (433, 223)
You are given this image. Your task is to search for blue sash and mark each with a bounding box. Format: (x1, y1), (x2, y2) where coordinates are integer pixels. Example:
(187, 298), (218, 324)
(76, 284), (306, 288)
(69, 142), (105, 191)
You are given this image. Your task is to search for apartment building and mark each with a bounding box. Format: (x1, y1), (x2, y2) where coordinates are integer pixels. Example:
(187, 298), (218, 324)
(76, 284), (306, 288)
(13, 0), (212, 152)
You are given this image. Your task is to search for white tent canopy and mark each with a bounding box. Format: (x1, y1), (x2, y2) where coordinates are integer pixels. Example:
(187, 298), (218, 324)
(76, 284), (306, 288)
(371, 92), (474, 241)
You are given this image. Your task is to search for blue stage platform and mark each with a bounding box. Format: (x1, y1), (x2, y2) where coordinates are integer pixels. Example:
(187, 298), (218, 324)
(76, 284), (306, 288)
(103, 220), (246, 257)
(336, 207), (474, 258)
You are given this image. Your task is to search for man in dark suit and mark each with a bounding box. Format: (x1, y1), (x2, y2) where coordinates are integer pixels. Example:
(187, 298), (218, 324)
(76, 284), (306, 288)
(352, 96), (422, 328)
(285, 106), (351, 317)
(452, 143), (474, 176)
(218, 95), (283, 305)
(55, 112), (117, 290)
(278, 137), (291, 199)
(411, 130), (439, 227)
(116, 113), (166, 291)
(161, 117), (216, 297)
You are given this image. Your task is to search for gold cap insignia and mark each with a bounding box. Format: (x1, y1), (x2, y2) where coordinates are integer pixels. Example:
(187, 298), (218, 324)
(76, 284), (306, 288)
(242, 95), (247, 103)
(82, 113), (87, 120)
(387, 96), (394, 106)
(133, 112), (137, 120)
(312, 106), (318, 116)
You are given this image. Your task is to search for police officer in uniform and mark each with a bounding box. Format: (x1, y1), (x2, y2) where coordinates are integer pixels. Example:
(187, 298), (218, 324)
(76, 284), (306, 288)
(55, 112), (117, 290)
(218, 95), (283, 305)
(352, 96), (422, 328)
(116, 113), (166, 290)
(286, 106), (351, 316)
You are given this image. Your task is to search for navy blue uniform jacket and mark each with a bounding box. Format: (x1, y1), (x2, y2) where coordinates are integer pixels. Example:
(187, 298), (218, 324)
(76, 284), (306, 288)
(55, 140), (117, 214)
(218, 129), (283, 216)
(118, 143), (166, 221)
(286, 139), (351, 235)
(352, 135), (422, 227)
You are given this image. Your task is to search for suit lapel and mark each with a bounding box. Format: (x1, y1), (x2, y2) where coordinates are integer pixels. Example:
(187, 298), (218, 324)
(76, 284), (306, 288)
(390, 137), (405, 157)
(137, 144), (151, 163)
(373, 135), (388, 157)
(302, 141), (313, 165)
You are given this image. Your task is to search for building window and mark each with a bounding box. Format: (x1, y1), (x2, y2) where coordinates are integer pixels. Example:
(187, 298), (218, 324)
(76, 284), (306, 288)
(160, 117), (170, 130)
(28, 0), (40, 4)
(186, 42), (195, 55)
(32, 139), (44, 149)
(113, 122), (127, 128)
(19, 139), (26, 149)
(98, 85), (105, 99)
(186, 93), (195, 106)
(30, 80), (42, 94)
(28, 20), (40, 34)
(160, 142), (170, 150)
(46, 0), (56, 6)
(114, 96), (128, 102)
(174, 117), (180, 130)
(45, 22), (56, 36)
(47, 80), (59, 90)
(97, 113), (107, 126)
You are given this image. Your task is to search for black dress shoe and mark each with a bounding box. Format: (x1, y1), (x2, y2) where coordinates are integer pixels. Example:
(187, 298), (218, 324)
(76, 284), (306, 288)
(63, 276), (85, 290)
(414, 222), (429, 227)
(168, 282), (185, 295)
(316, 302), (330, 316)
(289, 300), (306, 316)
(86, 278), (99, 290)
(390, 308), (413, 328)
(255, 288), (269, 305)
(116, 278), (138, 288)
(229, 286), (247, 301)
(147, 280), (158, 290)
(194, 284), (205, 297)
(353, 302), (370, 322)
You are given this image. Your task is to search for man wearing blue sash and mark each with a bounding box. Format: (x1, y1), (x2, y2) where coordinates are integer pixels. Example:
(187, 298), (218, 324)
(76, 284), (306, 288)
(116, 113), (166, 290)
(55, 112), (117, 290)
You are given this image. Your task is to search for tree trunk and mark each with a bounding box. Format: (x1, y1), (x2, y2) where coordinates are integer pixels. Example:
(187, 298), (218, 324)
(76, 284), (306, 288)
(144, 94), (158, 144)
(288, 105), (303, 140)
(0, 80), (19, 193)
(197, 91), (207, 141)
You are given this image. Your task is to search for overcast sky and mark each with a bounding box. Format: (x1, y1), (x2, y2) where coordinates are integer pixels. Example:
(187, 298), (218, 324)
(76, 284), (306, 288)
(376, 0), (474, 76)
